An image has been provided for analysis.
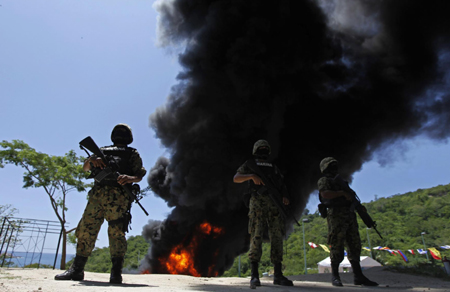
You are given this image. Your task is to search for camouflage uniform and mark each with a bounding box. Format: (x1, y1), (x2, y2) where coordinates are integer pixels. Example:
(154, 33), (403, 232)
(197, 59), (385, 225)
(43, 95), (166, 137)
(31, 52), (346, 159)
(317, 157), (378, 287)
(76, 146), (146, 258)
(237, 160), (285, 264)
(317, 176), (361, 264)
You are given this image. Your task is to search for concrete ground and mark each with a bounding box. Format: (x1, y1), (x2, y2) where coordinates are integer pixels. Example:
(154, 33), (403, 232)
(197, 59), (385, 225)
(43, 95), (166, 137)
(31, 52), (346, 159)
(1, 267), (450, 292)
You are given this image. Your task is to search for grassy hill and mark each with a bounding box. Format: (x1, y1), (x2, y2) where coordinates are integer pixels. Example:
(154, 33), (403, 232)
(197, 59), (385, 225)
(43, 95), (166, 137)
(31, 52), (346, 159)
(67, 235), (150, 273)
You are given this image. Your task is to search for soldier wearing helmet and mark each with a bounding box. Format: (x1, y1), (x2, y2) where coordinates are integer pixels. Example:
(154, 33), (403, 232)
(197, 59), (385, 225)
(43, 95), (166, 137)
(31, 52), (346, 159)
(55, 124), (146, 284)
(318, 157), (378, 287)
(111, 123), (133, 145)
(234, 140), (293, 288)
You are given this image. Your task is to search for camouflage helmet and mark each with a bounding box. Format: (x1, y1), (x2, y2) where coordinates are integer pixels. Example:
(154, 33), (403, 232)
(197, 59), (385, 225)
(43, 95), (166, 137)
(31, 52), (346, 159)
(111, 123), (133, 145)
(252, 139), (271, 155)
(320, 157), (338, 173)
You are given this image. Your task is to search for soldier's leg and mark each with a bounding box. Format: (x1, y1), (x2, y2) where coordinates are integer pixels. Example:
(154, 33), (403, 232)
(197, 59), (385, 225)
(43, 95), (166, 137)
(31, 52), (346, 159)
(345, 213), (361, 263)
(267, 208), (284, 264)
(55, 188), (104, 281)
(248, 196), (264, 288)
(248, 197), (265, 263)
(75, 188), (105, 257)
(105, 187), (130, 257)
(267, 207), (293, 286)
(327, 207), (347, 287)
(104, 187), (130, 284)
(346, 214), (378, 286)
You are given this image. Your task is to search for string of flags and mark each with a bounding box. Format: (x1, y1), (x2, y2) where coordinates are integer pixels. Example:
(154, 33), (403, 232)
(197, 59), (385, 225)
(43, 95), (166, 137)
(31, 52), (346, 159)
(307, 242), (450, 263)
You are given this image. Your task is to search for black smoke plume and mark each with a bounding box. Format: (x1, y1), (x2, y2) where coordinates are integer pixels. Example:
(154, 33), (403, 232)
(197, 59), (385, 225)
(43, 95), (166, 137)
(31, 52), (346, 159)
(142, 0), (450, 276)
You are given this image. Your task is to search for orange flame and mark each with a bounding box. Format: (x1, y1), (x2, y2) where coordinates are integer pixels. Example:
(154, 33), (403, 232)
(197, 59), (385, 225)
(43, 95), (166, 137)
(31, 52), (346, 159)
(158, 221), (223, 277)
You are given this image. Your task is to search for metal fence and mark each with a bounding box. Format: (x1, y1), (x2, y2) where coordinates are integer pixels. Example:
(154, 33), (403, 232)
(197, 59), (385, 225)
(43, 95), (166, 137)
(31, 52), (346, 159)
(0, 217), (65, 269)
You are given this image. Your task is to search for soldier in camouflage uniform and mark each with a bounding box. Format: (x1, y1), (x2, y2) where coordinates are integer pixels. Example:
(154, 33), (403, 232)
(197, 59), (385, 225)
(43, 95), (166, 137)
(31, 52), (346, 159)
(55, 124), (146, 284)
(318, 157), (378, 287)
(234, 140), (293, 288)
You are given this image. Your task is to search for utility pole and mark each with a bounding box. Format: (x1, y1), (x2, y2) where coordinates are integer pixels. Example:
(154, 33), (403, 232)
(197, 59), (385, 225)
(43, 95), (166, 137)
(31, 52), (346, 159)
(366, 228), (373, 258)
(238, 255), (241, 277)
(421, 232), (429, 261)
(302, 218), (309, 275)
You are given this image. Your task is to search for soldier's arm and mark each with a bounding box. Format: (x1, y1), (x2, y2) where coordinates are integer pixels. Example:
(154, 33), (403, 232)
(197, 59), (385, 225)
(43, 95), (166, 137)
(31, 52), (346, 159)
(83, 156), (105, 171)
(320, 190), (352, 201)
(318, 176), (352, 201)
(117, 174), (143, 185)
(118, 149), (147, 185)
(233, 162), (264, 185)
(233, 173), (265, 185)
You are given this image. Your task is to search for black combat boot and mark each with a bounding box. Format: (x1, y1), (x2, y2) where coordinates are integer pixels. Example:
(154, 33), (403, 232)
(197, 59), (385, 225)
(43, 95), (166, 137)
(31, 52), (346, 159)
(110, 257), (124, 284)
(54, 255), (88, 281)
(350, 260), (378, 286)
(250, 261), (261, 289)
(331, 261), (343, 287)
(273, 262), (293, 286)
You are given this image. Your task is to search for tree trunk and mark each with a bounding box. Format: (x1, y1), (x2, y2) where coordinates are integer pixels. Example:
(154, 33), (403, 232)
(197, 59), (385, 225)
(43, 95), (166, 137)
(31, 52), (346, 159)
(60, 228), (67, 270)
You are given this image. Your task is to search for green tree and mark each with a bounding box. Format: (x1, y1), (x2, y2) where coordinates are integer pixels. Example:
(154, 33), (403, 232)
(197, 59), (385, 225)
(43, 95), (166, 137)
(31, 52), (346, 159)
(0, 204), (18, 217)
(0, 204), (20, 267)
(0, 140), (91, 269)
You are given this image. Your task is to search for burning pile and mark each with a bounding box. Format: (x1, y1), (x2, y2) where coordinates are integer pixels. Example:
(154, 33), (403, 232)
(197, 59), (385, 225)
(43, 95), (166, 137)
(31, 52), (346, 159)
(141, 217), (241, 277)
(160, 221), (223, 277)
(142, 0), (450, 276)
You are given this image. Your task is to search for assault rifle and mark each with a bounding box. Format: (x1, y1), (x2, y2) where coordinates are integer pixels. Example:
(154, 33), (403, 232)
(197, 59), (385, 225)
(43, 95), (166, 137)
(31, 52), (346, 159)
(79, 136), (149, 216)
(334, 175), (382, 239)
(246, 159), (300, 227)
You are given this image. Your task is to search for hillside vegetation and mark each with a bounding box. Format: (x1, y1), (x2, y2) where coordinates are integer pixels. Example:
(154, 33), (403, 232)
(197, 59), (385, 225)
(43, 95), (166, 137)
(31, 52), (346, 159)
(224, 183), (450, 277)
(67, 236), (150, 273)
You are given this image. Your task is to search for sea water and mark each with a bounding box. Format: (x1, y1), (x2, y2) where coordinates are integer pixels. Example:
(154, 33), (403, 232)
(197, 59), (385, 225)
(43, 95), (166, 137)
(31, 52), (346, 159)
(1, 251), (75, 269)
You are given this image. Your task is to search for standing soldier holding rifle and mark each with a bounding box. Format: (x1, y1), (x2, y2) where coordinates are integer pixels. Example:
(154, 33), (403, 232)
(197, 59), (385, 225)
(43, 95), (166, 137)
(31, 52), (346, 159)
(55, 124), (146, 284)
(318, 157), (378, 287)
(234, 140), (294, 288)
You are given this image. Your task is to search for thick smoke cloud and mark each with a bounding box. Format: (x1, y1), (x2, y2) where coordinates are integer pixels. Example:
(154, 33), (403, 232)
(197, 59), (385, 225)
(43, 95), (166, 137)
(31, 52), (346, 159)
(143, 0), (450, 275)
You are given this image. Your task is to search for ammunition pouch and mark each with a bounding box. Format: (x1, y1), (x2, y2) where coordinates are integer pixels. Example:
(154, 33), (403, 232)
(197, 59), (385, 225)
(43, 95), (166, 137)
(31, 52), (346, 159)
(108, 211), (132, 234)
(256, 186), (269, 196)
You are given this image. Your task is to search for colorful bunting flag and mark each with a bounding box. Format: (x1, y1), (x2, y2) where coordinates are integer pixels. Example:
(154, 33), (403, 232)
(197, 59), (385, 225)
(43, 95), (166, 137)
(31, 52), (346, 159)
(387, 249), (397, 256)
(428, 248), (442, 260)
(302, 240), (450, 260)
(319, 244), (330, 253)
(397, 250), (408, 262)
(308, 242), (317, 249)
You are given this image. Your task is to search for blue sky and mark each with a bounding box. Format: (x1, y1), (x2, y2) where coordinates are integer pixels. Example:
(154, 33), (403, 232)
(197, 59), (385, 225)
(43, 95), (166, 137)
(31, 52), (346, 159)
(1, 0), (449, 254)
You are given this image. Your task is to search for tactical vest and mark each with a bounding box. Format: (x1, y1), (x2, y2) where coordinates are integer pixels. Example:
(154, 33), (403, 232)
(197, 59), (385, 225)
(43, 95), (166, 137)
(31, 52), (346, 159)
(94, 145), (135, 186)
(319, 175), (351, 208)
(247, 160), (282, 192)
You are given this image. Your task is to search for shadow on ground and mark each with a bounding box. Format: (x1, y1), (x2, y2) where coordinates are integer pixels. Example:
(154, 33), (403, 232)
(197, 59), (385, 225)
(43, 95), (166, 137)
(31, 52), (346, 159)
(78, 280), (153, 288)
